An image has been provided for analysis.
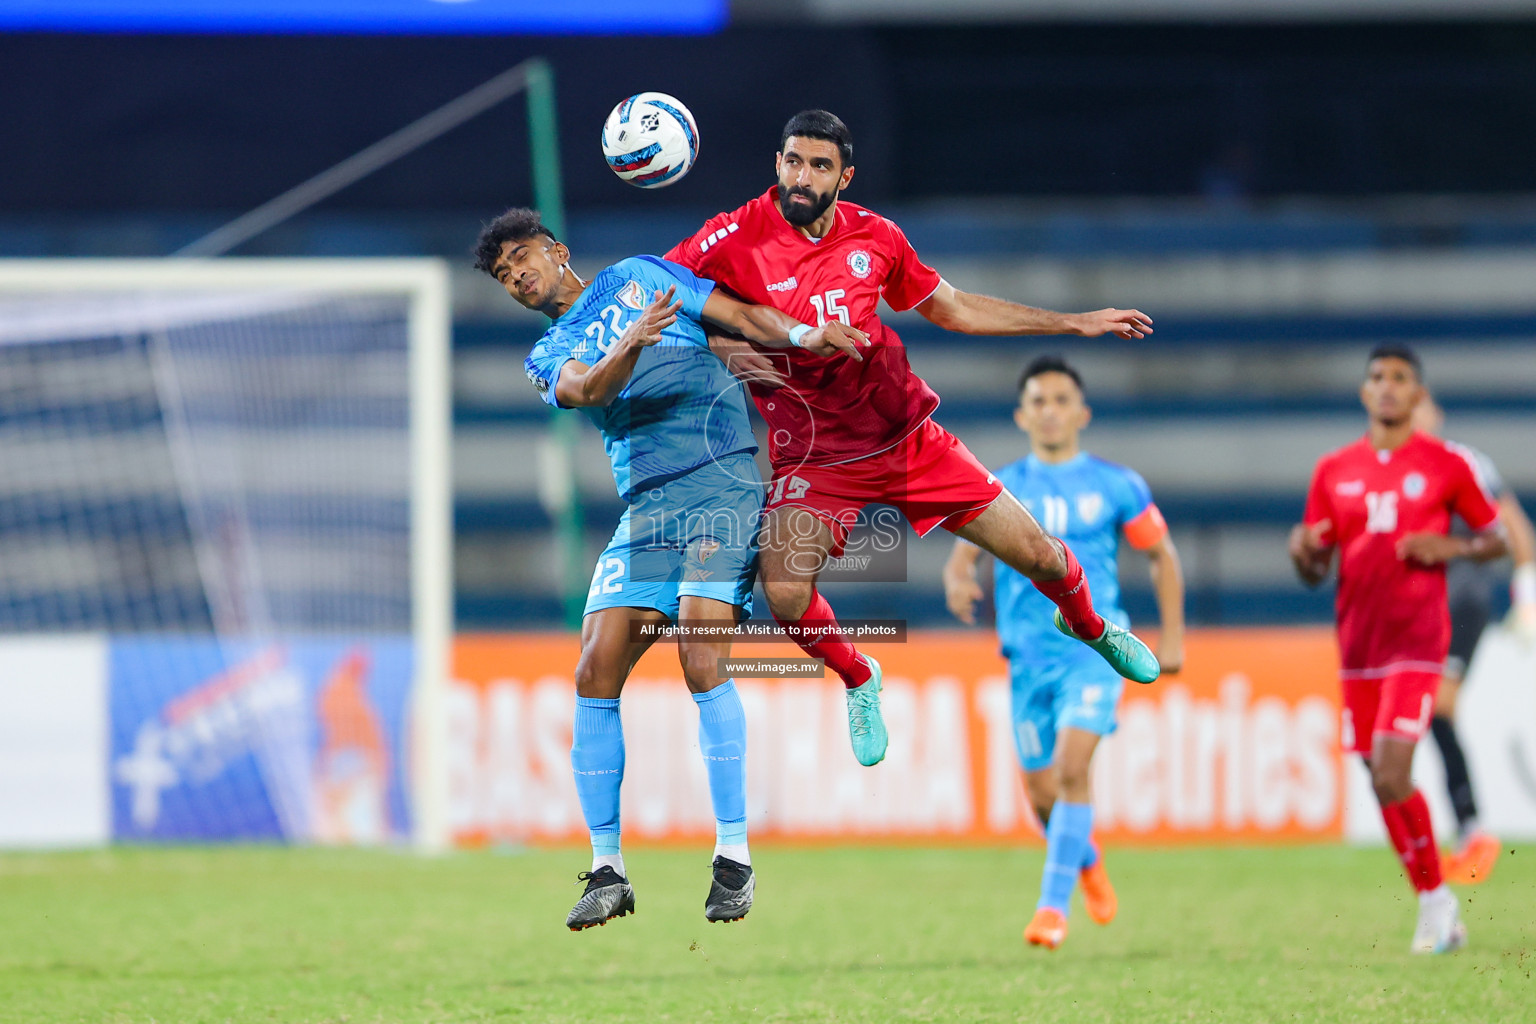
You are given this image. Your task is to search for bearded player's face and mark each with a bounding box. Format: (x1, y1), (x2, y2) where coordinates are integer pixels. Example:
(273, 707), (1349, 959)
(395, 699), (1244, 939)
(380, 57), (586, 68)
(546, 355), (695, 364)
(1360, 357), (1424, 426)
(775, 137), (853, 227)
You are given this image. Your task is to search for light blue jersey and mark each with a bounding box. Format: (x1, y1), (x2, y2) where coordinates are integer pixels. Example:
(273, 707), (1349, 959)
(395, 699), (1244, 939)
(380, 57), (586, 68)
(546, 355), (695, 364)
(995, 451), (1157, 771)
(524, 255), (756, 502)
(524, 255), (762, 619)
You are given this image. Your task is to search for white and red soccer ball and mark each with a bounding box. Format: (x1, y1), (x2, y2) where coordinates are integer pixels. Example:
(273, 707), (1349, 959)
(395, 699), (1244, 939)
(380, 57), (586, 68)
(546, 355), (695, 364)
(602, 92), (699, 189)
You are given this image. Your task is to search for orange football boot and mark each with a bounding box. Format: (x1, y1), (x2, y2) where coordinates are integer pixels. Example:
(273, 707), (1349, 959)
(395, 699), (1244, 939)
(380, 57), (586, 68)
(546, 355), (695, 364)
(1024, 907), (1068, 950)
(1444, 831), (1501, 886)
(1079, 859), (1118, 925)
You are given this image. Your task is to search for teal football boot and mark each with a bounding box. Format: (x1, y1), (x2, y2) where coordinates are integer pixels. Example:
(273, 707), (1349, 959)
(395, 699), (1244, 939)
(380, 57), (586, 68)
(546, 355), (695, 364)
(844, 656), (889, 766)
(1053, 611), (1161, 684)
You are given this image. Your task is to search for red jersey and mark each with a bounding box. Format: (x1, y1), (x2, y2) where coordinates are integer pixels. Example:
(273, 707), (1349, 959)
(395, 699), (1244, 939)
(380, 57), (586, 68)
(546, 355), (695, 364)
(666, 186), (944, 468)
(1304, 432), (1500, 678)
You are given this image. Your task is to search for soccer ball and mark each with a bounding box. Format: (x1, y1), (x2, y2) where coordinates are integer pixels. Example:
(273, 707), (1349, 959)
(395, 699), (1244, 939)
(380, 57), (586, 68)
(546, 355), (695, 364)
(602, 92), (699, 189)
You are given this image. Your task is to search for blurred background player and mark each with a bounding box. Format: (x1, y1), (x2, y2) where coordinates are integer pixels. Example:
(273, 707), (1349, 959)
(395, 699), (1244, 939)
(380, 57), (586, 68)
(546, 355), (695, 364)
(668, 110), (1161, 768)
(1290, 344), (1505, 954)
(943, 355), (1184, 951)
(1410, 394), (1536, 885)
(474, 208), (866, 929)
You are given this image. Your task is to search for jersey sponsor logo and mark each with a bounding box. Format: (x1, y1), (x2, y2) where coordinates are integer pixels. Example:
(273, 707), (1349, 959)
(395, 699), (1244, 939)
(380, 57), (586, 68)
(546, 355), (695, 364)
(1402, 472), (1426, 499)
(766, 275), (798, 293)
(846, 249), (873, 278)
(1076, 492), (1104, 525)
(525, 366), (551, 394)
(697, 221), (740, 254)
(1335, 479), (1365, 496)
(616, 280), (648, 311)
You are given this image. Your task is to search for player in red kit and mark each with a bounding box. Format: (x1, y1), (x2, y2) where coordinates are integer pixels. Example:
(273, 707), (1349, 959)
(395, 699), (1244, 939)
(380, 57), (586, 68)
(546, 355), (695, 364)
(668, 110), (1160, 767)
(1290, 344), (1505, 955)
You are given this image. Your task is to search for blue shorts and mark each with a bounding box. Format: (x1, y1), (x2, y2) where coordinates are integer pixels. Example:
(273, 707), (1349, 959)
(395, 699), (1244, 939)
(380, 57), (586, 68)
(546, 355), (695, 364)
(585, 452), (763, 620)
(1007, 642), (1124, 773)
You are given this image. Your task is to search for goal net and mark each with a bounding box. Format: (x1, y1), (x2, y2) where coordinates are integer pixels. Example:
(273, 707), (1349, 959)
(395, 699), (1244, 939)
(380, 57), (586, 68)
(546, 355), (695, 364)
(0, 260), (451, 850)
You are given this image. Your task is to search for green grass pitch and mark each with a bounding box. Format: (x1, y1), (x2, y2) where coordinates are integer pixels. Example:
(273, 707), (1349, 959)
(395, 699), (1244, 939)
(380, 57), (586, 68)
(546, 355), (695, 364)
(3, 844), (1532, 1022)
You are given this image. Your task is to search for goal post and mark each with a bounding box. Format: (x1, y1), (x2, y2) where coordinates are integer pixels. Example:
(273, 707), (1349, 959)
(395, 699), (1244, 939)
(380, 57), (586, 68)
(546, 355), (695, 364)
(0, 258), (452, 852)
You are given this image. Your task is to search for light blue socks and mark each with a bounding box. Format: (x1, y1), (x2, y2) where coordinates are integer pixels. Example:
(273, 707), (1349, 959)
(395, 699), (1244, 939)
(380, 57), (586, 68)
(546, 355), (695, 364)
(693, 680), (749, 863)
(573, 684), (749, 873)
(572, 695), (624, 873)
(1040, 801), (1093, 913)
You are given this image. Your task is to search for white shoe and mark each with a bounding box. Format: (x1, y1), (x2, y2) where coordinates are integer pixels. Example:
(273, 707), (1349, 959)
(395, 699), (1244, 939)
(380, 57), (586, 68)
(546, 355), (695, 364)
(1410, 887), (1467, 955)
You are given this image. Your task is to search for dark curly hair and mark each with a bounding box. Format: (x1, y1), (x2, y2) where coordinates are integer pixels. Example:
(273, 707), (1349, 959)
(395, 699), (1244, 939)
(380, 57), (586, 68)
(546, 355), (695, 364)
(473, 207), (558, 276)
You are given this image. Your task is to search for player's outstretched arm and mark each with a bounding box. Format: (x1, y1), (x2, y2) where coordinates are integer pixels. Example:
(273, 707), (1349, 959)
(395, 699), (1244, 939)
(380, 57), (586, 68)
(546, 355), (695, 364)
(1288, 521), (1335, 587)
(554, 288), (680, 407)
(1499, 491), (1536, 638)
(700, 291), (869, 359)
(1142, 534), (1186, 673)
(942, 539), (987, 625)
(915, 280), (1153, 340)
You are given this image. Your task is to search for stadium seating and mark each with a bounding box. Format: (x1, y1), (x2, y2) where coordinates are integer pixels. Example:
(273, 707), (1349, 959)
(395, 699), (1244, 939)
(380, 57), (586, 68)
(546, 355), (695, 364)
(3, 204), (1529, 627)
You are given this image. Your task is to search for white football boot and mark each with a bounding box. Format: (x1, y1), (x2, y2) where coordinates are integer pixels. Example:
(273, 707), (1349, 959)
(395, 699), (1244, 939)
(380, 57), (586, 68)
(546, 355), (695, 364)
(1410, 886), (1467, 955)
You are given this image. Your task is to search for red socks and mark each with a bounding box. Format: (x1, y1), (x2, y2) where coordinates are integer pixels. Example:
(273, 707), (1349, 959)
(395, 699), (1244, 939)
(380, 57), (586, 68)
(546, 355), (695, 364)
(774, 588), (872, 689)
(1031, 542), (1105, 641)
(1381, 790), (1443, 892)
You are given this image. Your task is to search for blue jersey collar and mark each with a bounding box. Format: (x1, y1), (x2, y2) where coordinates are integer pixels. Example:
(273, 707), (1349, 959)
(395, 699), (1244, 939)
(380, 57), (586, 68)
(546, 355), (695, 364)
(1026, 450), (1089, 472)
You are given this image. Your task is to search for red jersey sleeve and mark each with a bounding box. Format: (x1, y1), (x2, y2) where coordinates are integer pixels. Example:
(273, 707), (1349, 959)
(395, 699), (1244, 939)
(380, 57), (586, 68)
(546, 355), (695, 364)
(664, 210), (737, 278)
(877, 217), (943, 312)
(1446, 444), (1501, 532)
(1303, 458), (1337, 546)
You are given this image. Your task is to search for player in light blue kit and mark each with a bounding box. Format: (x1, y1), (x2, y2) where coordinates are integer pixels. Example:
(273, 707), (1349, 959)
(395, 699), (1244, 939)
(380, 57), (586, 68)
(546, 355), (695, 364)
(474, 208), (866, 931)
(944, 355), (1185, 951)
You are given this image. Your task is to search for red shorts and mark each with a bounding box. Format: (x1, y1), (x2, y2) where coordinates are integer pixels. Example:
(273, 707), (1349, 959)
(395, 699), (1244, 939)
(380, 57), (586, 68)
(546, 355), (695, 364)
(1340, 669), (1439, 754)
(763, 418), (1003, 556)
